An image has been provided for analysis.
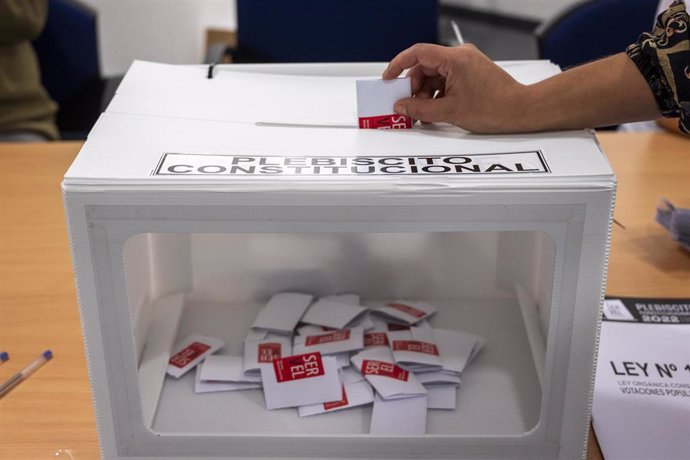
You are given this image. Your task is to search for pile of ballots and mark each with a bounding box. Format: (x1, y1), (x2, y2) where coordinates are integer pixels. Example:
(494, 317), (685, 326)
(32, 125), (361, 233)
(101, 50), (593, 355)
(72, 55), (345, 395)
(166, 293), (484, 434)
(656, 199), (690, 251)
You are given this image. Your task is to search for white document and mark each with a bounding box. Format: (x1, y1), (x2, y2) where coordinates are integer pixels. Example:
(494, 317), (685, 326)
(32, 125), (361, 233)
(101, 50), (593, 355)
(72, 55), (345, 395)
(335, 352), (352, 369)
(301, 298), (368, 330)
(356, 78), (412, 129)
(245, 328), (268, 342)
(251, 292), (313, 334)
(199, 355), (261, 383)
(346, 311), (376, 331)
(194, 366), (262, 394)
(433, 328), (485, 375)
(370, 393), (428, 435)
(340, 366), (365, 384)
(388, 327), (442, 372)
(243, 334), (293, 374)
(166, 334), (224, 379)
(593, 297), (690, 460)
(426, 385), (457, 410)
(293, 327), (364, 356)
(298, 380), (374, 417)
(372, 301), (437, 325)
(415, 371), (461, 386)
(260, 352), (341, 410)
(363, 331), (390, 349)
(350, 348), (426, 400)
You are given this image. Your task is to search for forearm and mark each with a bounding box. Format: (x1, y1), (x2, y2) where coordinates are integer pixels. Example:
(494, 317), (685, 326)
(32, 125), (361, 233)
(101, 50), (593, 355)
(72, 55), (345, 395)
(514, 53), (661, 132)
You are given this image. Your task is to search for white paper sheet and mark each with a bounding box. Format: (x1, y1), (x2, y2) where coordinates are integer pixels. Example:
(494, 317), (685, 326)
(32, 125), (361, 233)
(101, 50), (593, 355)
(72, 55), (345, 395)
(260, 352), (341, 410)
(298, 380), (374, 417)
(370, 393), (428, 435)
(350, 348), (426, 400)
(425, 385), (457, 410)
(593, 298), (690, 460)
(251, 292), (313, 334)
(301, 298), (368, 330)
(293, 327), (364, 356)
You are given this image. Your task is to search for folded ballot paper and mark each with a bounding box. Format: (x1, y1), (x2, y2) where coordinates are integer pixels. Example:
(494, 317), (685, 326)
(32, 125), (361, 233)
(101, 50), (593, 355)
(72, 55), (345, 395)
(165, 291), (486, 434)
(656, 199), (690, 251)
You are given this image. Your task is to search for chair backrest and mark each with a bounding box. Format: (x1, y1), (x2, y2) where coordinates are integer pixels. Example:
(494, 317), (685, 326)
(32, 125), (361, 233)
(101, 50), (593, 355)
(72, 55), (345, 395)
(536, 0), (659, 69)
(32, 0), (100, 104)
(236, 0), (438, 63)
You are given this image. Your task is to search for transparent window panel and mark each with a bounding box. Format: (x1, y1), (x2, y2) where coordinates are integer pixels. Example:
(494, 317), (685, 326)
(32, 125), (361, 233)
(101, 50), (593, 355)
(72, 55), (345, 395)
(124, 231), (555, 437)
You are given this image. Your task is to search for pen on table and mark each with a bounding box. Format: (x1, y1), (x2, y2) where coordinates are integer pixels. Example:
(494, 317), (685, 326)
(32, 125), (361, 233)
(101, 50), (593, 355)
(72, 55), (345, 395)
(0, 350), (53, 399)
(0, 352), (8, 365)
(451, 20), (465, 46)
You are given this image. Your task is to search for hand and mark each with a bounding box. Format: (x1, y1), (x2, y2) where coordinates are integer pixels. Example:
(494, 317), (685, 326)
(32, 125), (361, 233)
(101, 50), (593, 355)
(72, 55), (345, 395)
(382, 43), (529, 133)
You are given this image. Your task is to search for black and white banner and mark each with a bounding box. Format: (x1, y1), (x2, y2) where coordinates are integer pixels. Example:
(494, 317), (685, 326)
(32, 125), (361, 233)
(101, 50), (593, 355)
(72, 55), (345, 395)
(153, 151), (549, 176)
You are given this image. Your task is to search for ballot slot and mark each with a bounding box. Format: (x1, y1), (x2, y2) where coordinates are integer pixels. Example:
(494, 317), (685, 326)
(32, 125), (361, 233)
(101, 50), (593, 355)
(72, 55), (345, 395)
(124, 230), (555, 437)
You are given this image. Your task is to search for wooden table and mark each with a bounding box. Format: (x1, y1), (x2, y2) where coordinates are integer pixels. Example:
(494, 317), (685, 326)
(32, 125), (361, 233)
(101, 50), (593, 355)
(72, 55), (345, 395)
(1, 133), (688, 459)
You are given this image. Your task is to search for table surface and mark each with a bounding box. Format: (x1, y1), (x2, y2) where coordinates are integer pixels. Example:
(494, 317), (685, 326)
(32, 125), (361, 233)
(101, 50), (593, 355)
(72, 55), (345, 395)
(0, 133), (688, 459)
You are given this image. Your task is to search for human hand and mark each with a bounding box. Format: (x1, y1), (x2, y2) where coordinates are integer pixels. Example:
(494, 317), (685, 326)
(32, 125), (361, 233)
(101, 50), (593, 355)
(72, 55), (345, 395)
(382, 43), (529, 133)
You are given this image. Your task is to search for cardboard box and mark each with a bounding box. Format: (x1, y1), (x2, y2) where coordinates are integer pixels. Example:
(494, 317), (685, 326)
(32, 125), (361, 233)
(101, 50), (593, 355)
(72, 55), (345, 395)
(63, 61), (614, 459)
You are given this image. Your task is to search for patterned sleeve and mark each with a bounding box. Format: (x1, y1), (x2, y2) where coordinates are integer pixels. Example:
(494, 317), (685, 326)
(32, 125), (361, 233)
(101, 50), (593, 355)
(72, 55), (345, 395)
(626, 0), (690, 134)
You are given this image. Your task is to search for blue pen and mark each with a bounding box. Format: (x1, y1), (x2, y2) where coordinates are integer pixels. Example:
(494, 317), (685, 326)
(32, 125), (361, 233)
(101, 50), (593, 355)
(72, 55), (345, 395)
(0, 350), (52, 399)
(0, 352), (8, 365)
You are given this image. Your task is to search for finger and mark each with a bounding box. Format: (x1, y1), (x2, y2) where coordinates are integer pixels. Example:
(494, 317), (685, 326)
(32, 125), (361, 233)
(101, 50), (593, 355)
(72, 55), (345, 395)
(394, 96), (452, 124)
(417, 78), (436, 100)
(382, 43), (451, 80)
(406, 65), (427, 94)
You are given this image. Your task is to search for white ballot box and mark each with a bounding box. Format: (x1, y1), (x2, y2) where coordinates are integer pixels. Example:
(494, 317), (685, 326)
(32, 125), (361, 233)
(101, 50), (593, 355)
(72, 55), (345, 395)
(63, 61), (615, 459)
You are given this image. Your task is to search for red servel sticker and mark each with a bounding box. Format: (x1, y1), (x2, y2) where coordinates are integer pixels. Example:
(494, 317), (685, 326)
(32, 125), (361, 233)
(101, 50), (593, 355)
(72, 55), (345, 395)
(392, 340), (439, 356)
(387, 302), (426, 319)
(273, 352), (325, 383)
(386, 323), (410, 331)
(323, 385), (349, 410)
(257, 342), (282, 363)
(305, 330), (351, 346)
(358, 114), (412, 130)
(168, 342), (210, 368)
(361, 359), (409, 382)
(364, 332), (390, 347)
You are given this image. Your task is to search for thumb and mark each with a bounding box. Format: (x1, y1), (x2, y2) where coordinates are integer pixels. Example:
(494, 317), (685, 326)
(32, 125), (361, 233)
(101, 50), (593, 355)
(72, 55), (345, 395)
(394, 97), (450, 124)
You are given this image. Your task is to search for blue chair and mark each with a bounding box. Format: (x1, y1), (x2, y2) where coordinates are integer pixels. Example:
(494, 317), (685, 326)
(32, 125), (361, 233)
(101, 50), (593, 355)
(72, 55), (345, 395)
(233, 0), (438, 63)
(536, 0), (659, 70)
(32, 0), (102, 139)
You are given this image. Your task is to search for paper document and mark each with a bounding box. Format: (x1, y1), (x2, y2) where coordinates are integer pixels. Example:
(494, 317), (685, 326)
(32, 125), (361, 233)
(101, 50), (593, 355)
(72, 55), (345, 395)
(593, 297), (690, 460)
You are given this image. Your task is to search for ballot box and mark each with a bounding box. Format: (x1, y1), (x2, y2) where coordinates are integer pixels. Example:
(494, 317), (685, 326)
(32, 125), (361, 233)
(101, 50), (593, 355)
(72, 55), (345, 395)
(63, 61), (615, 459)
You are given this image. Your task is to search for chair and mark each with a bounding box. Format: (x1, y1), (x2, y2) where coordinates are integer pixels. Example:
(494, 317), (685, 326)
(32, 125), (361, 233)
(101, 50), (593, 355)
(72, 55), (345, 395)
(232, 0), (438, 63)
(32, 0), (103, 139)
(535, 0), (659, 70)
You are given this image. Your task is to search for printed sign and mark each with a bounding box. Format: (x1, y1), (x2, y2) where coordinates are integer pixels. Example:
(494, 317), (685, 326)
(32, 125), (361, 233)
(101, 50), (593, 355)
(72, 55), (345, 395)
(392, 340), (439, 356)
(169, 342), (210, 368)
(154, 151), (549, 176)
(603, 297), (690, 324)
(305, 330), (351, 346)
(361, 359), (409, 382)
(273, 352), (325, 383)
(257, 342), (282, 363)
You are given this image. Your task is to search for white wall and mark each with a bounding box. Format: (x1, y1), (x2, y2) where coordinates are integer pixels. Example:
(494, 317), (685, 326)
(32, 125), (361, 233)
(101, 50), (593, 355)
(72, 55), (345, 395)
(80, 0), (236, 77)
(441, 0), (580, 22)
